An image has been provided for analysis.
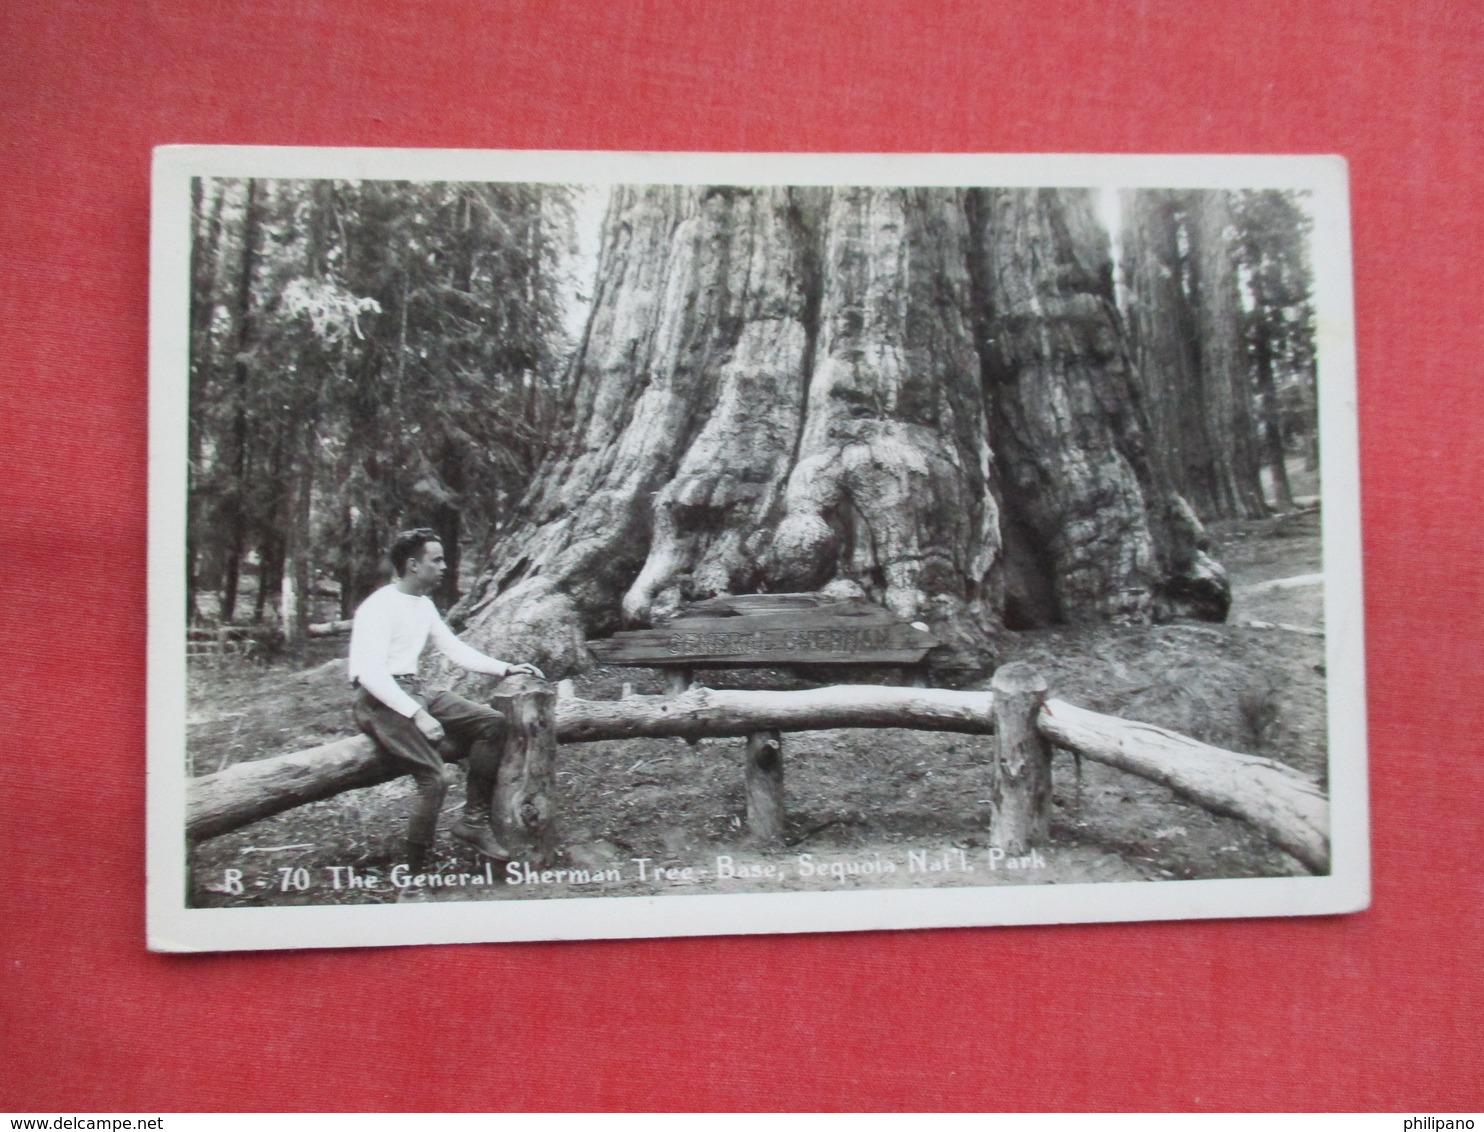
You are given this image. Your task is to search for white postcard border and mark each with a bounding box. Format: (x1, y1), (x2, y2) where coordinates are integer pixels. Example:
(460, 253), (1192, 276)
(148, 147), (1368, 953)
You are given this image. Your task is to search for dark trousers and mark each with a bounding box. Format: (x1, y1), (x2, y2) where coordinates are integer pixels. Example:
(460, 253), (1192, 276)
(353, 676), (506, 858)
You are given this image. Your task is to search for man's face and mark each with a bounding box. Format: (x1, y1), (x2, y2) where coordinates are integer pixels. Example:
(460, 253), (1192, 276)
(404, 541), (447, 592)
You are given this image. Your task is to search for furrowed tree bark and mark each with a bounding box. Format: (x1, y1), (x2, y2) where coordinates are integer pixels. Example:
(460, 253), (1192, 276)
(1121, 189), (1207, 513)
(759, 187), (1001, 662)
(1121, 190), (1267, 522)
(1187, 190), (1268, 520)
(622, 188), (823, 628)
(448, 185), (1232, 684)
(449, 185), (811, 685)
(1037, 697), (1329, 873)
(970, 188), (1229, 625)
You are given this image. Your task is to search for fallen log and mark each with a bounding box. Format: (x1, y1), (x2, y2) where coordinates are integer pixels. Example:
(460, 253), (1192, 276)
(1037, 698), (1330, 874)
(190, 734), (395, 841)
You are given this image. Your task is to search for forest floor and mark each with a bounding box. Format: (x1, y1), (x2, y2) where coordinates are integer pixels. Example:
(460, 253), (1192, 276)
(185, 501), (1329, 910)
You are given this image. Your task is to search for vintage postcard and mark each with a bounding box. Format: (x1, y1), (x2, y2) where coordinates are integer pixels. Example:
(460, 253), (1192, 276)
(148, 148), (1367, 952)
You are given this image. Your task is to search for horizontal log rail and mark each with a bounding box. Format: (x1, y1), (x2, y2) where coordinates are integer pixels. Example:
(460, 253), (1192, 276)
(186, 681), (1331, 873)
(188, 686), (997, 841)
(1038, 698), (1330, 873)
(556, 684), (997, 741)
(1242, 619), (1324, 638)
(1234, 572), (1324, 595)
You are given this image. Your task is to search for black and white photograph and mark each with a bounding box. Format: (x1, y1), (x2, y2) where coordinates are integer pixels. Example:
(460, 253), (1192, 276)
(147, 149), (1367, 952)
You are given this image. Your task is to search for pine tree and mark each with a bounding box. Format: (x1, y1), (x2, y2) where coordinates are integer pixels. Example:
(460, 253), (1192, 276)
(186, 178), (575, 633)
(1232, 189), (1319, 505)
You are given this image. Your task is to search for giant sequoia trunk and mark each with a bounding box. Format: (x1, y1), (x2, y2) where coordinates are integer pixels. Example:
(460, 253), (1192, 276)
(1121, 190), (1268, 521)
(760, 188), (1000, 656)
(971, 188), (1225, 626)
(448, 186), (1230, 681)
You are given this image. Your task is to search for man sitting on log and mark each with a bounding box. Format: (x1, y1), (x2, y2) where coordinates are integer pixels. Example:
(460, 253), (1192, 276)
(348, 527), (543, 872)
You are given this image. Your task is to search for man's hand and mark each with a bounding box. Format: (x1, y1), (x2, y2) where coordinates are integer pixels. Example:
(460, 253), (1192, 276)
(503, 662), (546, 680)
(413, 709), (445, 743)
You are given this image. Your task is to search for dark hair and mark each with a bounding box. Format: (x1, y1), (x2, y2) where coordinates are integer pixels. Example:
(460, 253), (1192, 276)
(389, 528), (443, 576)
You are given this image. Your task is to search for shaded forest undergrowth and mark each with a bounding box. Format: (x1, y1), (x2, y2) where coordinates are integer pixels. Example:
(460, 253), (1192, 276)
(187, 509), (1327, 908)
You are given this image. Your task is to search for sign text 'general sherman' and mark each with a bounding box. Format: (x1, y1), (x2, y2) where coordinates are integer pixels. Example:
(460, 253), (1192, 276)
(586, 597), (940, 668)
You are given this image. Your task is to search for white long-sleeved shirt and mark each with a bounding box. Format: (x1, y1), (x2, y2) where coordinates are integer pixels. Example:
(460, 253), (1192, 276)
(347, 584), (507, 717)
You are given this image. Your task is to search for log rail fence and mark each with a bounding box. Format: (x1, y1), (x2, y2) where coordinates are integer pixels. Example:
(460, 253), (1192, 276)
(186, 664), (1330, 875)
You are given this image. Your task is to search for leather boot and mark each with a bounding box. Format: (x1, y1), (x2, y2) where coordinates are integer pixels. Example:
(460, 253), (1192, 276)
(451, 801), (512, 860)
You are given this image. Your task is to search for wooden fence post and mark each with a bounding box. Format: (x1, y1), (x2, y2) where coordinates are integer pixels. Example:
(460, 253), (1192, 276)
(489, 674), (558, 865)
(989, 662), (1052, 854)
(663, 666), (692, 696)
(744, 730), (785, 842)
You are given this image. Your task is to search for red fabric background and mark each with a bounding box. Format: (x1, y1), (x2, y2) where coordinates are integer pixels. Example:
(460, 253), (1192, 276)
(2, 0), (1480, 1112)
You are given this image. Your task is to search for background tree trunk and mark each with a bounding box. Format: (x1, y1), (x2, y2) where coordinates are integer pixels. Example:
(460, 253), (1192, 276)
(1249, 308), (1295, 510)
(1120, 189), (1209, 512)
(219, 177), (266, 624)
(430, 447), (465, 612)
(187, 178), (228, 623)
(281, 180), (336, 652)
(1121, 189), (1268, 523)
(281, 440), (315, 653)
(1186, 190), (1268, 520)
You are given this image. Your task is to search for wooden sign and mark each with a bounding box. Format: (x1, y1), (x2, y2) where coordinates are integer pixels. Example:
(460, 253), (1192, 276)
(587, 595), (939, 667)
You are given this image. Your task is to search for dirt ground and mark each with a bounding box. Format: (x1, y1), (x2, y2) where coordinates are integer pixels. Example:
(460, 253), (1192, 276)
(186, 502), (1329, 909)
